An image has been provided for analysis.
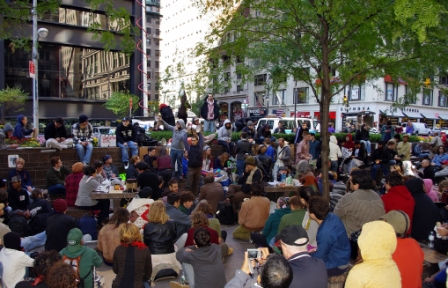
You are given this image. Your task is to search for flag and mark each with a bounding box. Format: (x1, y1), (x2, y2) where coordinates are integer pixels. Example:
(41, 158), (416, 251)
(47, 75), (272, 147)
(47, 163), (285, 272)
(255, 92), (264, 108)
(276, 92), (283, 106)
(276, 109), (284, 117)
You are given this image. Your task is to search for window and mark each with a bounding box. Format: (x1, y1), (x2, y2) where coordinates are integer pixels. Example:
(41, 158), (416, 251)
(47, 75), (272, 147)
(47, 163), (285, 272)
(156, 29), (160, 35)
(237, 84), (243, 92)
(405, 85), (416, 104)
(236, 73), (242, 79)
(146, 17), (151, 23)
(349, 83), (365, 101)
(422, 89), (433, 106)
(294, 87), (309, 104)
(155, 72), (160, 79)
(147, 60), (151, 67)
(155, 50), (161, 56)
(254, 74), (267, 86)
(273, 90), (285, 105)
(385, 83), (395, 101)
(224, 72), (230, 81)
(155, 61), (159, 68)
(147, 28), (152, 34)
(254, 91), (265, 107)
(147, 49), (151, 56)
(440, 74), (448, 85)
(146, 38), (151, 45)
(147, 83), (151, 90)
(147, 71), (151, 79)
(439, 91), (447, 107)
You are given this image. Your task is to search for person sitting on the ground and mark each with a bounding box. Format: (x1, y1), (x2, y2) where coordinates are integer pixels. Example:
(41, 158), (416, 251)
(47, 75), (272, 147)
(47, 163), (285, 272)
(102, 154), (119, 179)
(217, 119), (235, 155)
(227, 156), (263, 213)
(126, 155), (141, 180)
(241, 121), (257, 143)
(381, 172), (415, 234)
(381, 210), (424, 288)
(404, 177), (440, 242)
(65, 162), (85, 207)
(98, 208), (130, 266)
(115, 117), (138, 169)
(235, 132), (252, 176)
(225, 249), (293, 288)
(46, 156), (71, 195)
(0, 232), (35, 288)
(112, 223), (152, 288)
(255, 144), (273, 182)
(165, 193), (191, 237)
(45, 199), (78, 252)
(161, 178), (179, 198)
(0, 123), (17, 150)
(13, 114), (36, 140)
(345, 141), (368, 173)
(278, 196), (307, 233)
(346, 221), (401, 288)
(27, 189), (54, 235)
(136, 161), (160, 200)
(126, 187), (154, 230)
(144, 146), (158, 172)
(44, 117), (73, 150)
(199, 175), (224, 214)
(178, 192), (195, 215)
(233, 182), (270, 241)
(193, 200), (227, 243)
(15, 250), (62, 288)
(71, 114), (94, 165)
(214, 152), (230, 170)
(175, 228), (227, 288)
(45, 262), (78, 288)
(295, 160), (315, 180)
(59, 228), (103, 288)
(202, 145), (214, 176)
(8, 157), (33, 194)
(75, 166), (110, 226)
(7, 175), (30, 212)
(308, 196), (351, 277)
(334, 169), (385, 237)
(415, 158), (435, 181)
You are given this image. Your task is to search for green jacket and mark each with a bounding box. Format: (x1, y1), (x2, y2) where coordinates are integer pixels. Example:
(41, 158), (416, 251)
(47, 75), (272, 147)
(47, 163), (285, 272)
(262, 208), (291, 244)
(278, 209), (307, 233)
(60, 245), (103, 288)
(46, 166), (71, 188)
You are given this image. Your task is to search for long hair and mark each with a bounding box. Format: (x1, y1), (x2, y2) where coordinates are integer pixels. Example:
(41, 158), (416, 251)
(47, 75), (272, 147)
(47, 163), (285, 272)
(191, 211), (209, 228)
(119, 223), (142, 244)
(147, 200), (169, 224)
(193, 200), (214, 215)
(218, 152), (230, 166)
(108, 208), (130, 229)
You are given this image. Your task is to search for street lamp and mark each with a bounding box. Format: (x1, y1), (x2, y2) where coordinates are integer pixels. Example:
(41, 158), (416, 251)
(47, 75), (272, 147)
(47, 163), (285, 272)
(32, 0), (49, 135)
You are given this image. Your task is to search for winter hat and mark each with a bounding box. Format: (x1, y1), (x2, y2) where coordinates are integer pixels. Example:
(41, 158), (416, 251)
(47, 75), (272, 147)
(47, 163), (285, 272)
(247, 121), (253, 126)
(159, 103), (167, 110)
(79, 114), (89, 123)
(71, 162), (84, 173)
(103, 155), (112, 163)
(3, 123), (13, 134)
(3, 232), (22, 251)
(67, 228), (83, 253)
(381, 210), (410, 235)
(53, 199), (68, 213)
(245, 156), (256, 165)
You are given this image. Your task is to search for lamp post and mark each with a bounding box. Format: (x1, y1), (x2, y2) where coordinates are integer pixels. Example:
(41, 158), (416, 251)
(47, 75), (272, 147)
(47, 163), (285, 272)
(243, 97), (248, 117)
(32, 1), (49, 134)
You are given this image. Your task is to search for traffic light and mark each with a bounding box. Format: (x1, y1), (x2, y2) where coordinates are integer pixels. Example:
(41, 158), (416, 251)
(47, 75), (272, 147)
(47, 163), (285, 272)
(424, 78), (431, 87)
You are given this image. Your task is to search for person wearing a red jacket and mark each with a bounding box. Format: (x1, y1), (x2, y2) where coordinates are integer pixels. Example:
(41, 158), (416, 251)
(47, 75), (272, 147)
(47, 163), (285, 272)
(381, 172), (415, 234)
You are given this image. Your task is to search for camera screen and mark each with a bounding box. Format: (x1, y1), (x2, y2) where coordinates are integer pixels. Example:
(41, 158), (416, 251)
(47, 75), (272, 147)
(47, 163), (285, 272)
(247, 250), (258, 258)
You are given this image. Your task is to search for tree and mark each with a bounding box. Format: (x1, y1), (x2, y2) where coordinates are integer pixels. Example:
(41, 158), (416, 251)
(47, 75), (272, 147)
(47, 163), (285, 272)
(104, 91), (140, 118)
(194, 0), (448, 198)
(0, 87), (28, 123)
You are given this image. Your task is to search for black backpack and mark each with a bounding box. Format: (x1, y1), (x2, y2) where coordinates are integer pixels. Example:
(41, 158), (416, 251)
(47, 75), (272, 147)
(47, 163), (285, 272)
(8, 215), (31, 237)
(216, 203), (235, 225)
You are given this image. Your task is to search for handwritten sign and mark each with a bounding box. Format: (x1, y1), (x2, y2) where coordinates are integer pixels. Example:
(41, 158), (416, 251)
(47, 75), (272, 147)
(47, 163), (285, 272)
(100, 135), (116, 147)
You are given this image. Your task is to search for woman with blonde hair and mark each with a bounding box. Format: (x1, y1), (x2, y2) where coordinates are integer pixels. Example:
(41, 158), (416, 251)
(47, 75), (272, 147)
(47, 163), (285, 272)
(390, 164), (403, 176)
(112, 223), (152, 288)
(8, 157), (33, 193)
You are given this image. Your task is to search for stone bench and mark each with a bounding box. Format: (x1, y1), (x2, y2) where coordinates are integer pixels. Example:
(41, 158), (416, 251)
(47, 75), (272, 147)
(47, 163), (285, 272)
(66, 206), (92, 220)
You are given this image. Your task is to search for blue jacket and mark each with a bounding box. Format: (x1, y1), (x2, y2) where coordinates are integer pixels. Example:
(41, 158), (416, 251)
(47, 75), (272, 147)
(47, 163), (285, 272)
(182, 157), (188, 178)
(266, 146), (276, 162)
(312, 212), (350, 269)
(13, 115), (33, 139)
(262, 207), (291, 244)
(309, 139), (321, 160)
(433, 154), (448, 166)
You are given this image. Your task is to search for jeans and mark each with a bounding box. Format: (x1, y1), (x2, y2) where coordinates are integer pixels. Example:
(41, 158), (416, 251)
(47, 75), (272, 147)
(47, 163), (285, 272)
(218, 140), (234, 155)
(360, 140), (371, 154)
(330, 160), (338, 172)
(117, 141), (138, 163)
(204, 120), (215, 132)
(273, 163), (280, 181)
(77, 199), (110, 224)
(75, 142), (93, 164)
(183, 262), (195, 288)
(186, 166), (202, 195)
(371, 164), (389, 180)
(48, 184), (66, 194)
(170, 149), (184, 178)
(21, 231), (47, 252)
(175, 233), (188, 251)
(236, 159), (245, 176)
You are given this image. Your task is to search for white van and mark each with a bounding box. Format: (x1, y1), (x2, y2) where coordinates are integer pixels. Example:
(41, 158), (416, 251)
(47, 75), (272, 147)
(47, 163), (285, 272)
(256, 117), (317, 134)
(400, 122), (432, 135)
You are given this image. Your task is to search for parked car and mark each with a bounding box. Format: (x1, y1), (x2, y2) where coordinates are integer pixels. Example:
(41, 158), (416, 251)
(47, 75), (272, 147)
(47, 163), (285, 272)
(400, 122), (432, 136)
(256, 117), (318, 134)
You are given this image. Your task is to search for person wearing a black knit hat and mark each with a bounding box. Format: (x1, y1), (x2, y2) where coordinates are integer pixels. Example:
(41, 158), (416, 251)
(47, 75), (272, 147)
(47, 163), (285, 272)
(0, 232), (34, 288)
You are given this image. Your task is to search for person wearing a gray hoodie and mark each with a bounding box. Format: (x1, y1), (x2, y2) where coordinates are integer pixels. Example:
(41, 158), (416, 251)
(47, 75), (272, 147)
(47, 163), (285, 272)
(162, 119), (187, 178)
(218, 119), (234, 154)
(0, 123), (16, 149)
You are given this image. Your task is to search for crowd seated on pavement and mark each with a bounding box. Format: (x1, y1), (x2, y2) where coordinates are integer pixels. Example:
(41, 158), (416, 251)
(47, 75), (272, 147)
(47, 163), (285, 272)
(4, 109), (448, 287)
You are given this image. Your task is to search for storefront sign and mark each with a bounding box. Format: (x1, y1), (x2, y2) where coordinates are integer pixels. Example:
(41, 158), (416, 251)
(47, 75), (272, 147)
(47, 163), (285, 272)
(403, 108), (420, 113)
(339, 106), (371, 112)
(249, 109), (266, 117)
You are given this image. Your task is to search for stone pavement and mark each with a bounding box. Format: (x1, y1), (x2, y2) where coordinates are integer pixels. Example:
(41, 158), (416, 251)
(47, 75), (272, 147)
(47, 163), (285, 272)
(96, 224), (251, 288)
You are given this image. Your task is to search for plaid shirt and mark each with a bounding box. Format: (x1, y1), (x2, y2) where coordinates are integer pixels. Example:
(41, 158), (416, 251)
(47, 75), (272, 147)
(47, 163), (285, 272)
(71, 123), (93, 144)
(65, 172), (83, 207)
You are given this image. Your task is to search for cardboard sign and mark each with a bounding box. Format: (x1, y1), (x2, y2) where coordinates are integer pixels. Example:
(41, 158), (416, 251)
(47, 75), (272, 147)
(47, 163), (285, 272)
(100, 135), (116, 147)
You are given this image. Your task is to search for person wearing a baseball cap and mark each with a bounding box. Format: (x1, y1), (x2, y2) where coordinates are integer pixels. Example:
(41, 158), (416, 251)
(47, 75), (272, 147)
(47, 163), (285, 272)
(71, 114), (93, 165)
(115, 117), (138, 169)
(381, 210), (424, 288)
(271, 225), (327, 287)
(60, 228), (102, 288)
(345, 221), (401, 288)
(45, 198), (78, 252)
(7, 175), (30, 212)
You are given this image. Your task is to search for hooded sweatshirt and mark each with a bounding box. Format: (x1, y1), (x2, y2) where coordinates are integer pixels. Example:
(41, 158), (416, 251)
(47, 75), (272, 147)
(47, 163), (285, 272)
(176, 244), (227, 288)
(404, 178), (440, 242)
(0, 123), (14, 150)
(344, 134), (354, 149)
(60, 245), (103, 288)
(0, 247), (34, 288)
(12, 115), (33, 140)
(345, 221), (401, 288)
(163, 119), (187, 151)
(329, 136), (342, 161)
(423, 179), (439, 202)
(381, 185), (415, 234)
(218, 119), (232, 141)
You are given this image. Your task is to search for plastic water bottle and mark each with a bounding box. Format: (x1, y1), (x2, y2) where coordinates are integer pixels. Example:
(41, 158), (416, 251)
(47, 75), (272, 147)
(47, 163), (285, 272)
(281, 173), (286, 183)
(428, 231), (435, 248)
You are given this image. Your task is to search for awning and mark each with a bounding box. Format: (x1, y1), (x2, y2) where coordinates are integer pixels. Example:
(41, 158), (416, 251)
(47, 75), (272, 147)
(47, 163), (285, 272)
(439, 116), (448, 122)
(420, 113), (438, 120)
(379, 110), (405, 118)
(402, 111), (422, 119)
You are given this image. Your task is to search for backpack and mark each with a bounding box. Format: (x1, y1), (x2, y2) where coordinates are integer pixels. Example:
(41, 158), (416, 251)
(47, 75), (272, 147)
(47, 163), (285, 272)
(8, 215), (31, 237)
(79, 215), (98, 240)
(216, 202), (235, 225)
(62, 254), (91, 288)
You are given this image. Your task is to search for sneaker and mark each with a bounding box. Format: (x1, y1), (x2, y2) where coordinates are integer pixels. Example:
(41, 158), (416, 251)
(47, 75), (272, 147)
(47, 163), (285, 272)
(169, 282), (189, 288)
(124, 162), (129, 169)
(227, 247), (234, 256)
